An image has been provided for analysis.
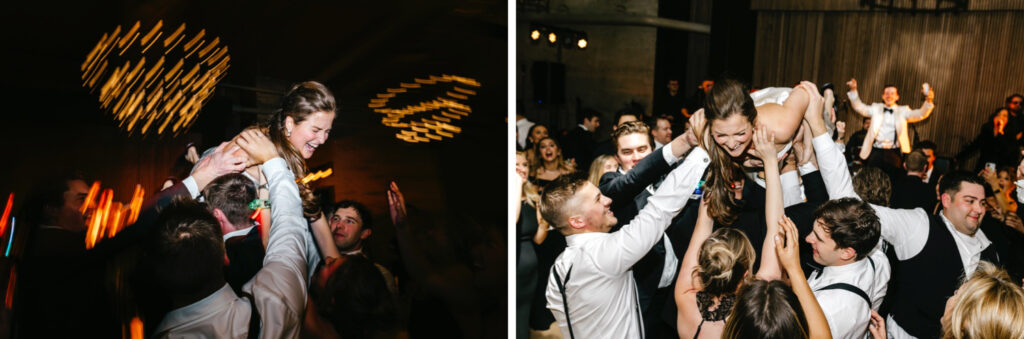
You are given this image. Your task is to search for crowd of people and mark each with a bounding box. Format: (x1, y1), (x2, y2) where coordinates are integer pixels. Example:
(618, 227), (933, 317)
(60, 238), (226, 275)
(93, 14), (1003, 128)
(10, 81), (505, 338)
(516, 78), (1024, 339)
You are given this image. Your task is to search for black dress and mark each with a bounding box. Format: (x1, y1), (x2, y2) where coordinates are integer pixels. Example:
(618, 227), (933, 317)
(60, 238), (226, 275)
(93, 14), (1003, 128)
(516, 201), (539, 339)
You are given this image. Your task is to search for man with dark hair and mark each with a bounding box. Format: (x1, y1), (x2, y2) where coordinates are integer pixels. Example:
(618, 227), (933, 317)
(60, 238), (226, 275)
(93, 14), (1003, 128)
(561, 108), (601, 171)
(804, 197), (891, 339)
(1005, 94), (1024, 139)
(913, 140), (942, 186)
(541, 138), (709, 339)
(654, 78), (688, 122)
(649, 115), (672, 149)
(846, 78), (935, 179)
(326, 200), (396, 294)
(153, 129), (309, 337)
(593, 107), (645, 156)
(201, 173), (266, 293)
(892, 150), (937, 211)
(806, 95), (1017, 339)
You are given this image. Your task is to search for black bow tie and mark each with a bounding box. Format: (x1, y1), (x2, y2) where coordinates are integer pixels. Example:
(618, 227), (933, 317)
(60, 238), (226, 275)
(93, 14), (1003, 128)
(884, 107), (894, 114)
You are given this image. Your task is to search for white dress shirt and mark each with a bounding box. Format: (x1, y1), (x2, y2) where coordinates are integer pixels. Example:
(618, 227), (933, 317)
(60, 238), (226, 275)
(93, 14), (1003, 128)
(517, 117), (535, 149)
(812, 134), (992, 339)
(808, 248), (891, 339)
(546, 147), (709, 339)
(156, 157), (309, 338)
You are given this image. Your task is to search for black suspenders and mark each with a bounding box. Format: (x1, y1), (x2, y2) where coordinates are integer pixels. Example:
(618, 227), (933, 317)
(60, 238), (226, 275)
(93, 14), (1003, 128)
(814, 257), (875, 307)
(553, 266), (575, 339)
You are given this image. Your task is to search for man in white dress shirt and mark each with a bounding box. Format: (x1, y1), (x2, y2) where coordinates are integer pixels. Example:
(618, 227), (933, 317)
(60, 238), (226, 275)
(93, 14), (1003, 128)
(804, 84), (1007, 339)
(803, 197), (891, 339)
(846, 78), (935, 178)
(540, 144), (709, 339)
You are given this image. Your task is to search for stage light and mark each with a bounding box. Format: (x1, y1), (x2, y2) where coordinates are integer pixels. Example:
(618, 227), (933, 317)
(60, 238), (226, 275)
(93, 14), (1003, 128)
(530, 29), (541, 41)
(547, 32), (557, 44)
(576, 33), (588, 49)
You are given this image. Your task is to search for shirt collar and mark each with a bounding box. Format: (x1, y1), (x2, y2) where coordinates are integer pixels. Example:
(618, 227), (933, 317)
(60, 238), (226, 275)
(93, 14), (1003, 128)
(939, 213), (991, 251)
(565, 232), (607, 247)
(156, 284), (237, 334)
(223, 226), (255, 241)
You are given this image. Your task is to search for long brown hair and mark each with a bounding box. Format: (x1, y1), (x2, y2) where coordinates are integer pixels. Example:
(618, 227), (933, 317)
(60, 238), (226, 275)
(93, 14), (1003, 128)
(266, 81), (336, 220)
(703, 78), (756, 226)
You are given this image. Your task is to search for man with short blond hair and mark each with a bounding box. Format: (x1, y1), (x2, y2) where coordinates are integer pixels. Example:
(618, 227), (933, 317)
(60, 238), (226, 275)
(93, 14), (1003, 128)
(542, 141), (709, 339)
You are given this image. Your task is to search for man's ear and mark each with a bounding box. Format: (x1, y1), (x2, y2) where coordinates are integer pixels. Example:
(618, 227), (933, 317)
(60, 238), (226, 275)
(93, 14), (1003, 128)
(941, 192), (953, 208)
(359, 228), (372, 240)
(839, 247), (857, 262)
(568, 215), (586, 230)
(211, 208), (235, 236)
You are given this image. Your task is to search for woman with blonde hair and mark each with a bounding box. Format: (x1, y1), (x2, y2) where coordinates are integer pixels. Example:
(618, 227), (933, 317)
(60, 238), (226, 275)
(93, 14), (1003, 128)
(587, 154), (618, 187)
(940, 261), (1024, 339)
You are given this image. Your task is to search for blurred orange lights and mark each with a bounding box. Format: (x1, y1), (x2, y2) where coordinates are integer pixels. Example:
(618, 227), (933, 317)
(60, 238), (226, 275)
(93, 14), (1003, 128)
(368, 74), (480, 143)
(82, 183), (145, 249)
(81, 20), (230, 136)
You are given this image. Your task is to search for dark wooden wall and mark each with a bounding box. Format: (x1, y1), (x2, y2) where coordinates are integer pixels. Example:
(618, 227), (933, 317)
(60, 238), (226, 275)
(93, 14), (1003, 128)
(750, 6), (1024, 167)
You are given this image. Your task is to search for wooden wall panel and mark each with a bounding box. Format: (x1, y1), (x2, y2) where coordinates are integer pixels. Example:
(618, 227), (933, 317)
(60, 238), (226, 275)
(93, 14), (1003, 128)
(751, 0), (1024, 11)
(753, 10), (1024, 167)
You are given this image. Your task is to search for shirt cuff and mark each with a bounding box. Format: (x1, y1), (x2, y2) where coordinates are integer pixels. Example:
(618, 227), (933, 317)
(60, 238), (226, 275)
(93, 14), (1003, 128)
(261, 157), (289, 177)
(661, 142), (681, 165)
(798, 162), (819, 175)
(183, 176), (201, 199)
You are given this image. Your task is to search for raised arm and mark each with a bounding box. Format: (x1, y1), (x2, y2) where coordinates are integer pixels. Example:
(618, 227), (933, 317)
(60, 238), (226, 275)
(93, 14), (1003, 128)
(906, 84), (935, 123)
(599, 146), (710, 275)
(675, 199), (713, 297)
(846, 78), (872, 118)
(236, 129), (308, 338)
(751, 125), (783, 280)
(599, 128), (695, 202)
(776, 216), (832, 339)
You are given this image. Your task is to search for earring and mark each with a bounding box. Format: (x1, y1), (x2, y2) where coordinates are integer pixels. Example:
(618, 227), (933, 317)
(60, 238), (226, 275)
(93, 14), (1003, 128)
(287, 129), (291, 137)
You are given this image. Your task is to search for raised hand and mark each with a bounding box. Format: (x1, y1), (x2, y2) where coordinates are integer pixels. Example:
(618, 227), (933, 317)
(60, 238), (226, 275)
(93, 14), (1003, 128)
(185, 144), (200, 164)
(235, 129), (279, 165)
(689, 108), (710, 149)
(774, 215), (801, 274)
(847, 78), (858, 91)
(836, 121), (847, 138)
(748, 125), (778, 163)
(387, 181), (407, 226)
(192, 141), (247, 191)
(799, 81), (824, 123)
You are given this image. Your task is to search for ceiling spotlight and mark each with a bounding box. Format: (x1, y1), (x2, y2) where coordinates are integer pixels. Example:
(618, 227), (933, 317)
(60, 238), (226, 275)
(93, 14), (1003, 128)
(547, 32), (557, 44)
(576, 33), (588, 49)
(530, 28), (541, 41)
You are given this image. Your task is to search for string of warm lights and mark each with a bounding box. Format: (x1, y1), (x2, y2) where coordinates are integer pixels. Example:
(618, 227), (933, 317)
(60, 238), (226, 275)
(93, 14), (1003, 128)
(368, 74), (481, 143)
(81, 20), (230, 137)
(529, 24), (588, 49)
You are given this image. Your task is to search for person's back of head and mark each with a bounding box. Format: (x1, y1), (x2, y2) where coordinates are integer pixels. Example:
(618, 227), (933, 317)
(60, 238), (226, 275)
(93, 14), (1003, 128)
(905, 150), (929, 173)
(201, 173), (256, 231)
(853, 166), (892, 206)
(723, 279), (809, 339)
(538, 174), (589, 234)
(312, 254), (397, 338)
(696, 228), (756, 296)
(942, 261), (1024, 339)
(147, 198), (226, 307)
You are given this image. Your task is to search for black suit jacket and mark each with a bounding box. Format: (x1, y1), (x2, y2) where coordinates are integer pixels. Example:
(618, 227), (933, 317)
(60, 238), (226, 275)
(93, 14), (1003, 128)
(892, 174), (937, 211)
(560, 127), (596, 171)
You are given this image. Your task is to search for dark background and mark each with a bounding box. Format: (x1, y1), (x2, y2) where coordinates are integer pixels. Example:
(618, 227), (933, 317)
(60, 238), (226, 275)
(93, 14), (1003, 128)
(0, 0), (508, 267)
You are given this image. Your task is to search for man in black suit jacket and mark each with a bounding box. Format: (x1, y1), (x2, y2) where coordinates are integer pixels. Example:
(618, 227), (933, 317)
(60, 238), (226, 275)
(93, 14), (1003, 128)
(892, 150), (937, 211)
(598, 120), (698, 338)
(561, 109), (601, 172)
